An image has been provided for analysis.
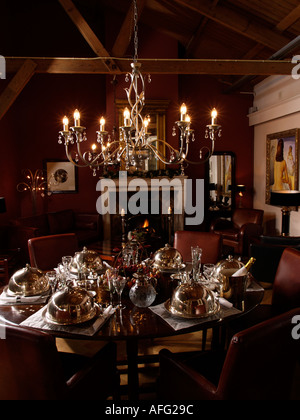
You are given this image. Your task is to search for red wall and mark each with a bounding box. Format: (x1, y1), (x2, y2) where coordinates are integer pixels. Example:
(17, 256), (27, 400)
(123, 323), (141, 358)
(0, 24), (254, 230)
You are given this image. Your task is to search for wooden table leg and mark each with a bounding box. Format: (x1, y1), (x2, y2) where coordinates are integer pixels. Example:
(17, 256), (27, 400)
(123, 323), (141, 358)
(126, 338), (139, 400)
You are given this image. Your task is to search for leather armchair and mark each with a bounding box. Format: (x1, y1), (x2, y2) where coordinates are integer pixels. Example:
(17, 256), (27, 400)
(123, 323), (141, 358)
(157, 308), (300, 400)
(210, 208), (264, 256)
(229, 247), (300, 335)
(0, 324), (119, 400)
(28, 233), (79, 272)
(174, 231), (222, 263)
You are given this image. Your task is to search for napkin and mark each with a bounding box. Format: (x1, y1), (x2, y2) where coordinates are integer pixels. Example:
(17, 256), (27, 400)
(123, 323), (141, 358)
(0, 287), (50, 305)
(20, 305), (115, 336)
(150, 301), (240, 331)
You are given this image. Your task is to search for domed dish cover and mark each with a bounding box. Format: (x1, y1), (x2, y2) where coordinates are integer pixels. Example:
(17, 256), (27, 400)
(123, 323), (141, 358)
(71, 247), (104, 274)
(153, 244), (183, 270)
(46, 286), (98, 325)
(167, 282), (219, 318)
(212, 255), (244, 297)
(8, 264), (49, 297)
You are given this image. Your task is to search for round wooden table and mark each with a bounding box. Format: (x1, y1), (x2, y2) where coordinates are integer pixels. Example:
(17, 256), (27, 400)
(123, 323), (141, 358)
(0, 278), (264, 400)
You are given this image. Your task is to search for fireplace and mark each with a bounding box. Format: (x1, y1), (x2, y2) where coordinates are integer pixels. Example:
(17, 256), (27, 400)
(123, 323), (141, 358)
(98, 174), (187, 245)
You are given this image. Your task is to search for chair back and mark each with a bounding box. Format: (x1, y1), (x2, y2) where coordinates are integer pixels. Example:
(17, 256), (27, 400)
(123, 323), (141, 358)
(174, 231), (222, 263)
(217, 308), (300, 400)
(0, 324), (69, 400)
(28, 233), (78, 271)
(272, 247), (300, 313)
(232, 208), (264, 228)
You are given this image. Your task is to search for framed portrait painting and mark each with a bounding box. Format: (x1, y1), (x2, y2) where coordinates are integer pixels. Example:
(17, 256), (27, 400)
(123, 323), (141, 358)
(266, 129), (299, 204)
(44, 159), (78, 194)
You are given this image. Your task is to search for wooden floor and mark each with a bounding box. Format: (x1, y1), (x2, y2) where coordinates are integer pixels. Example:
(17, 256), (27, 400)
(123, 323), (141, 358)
(56, 287), (277, 400)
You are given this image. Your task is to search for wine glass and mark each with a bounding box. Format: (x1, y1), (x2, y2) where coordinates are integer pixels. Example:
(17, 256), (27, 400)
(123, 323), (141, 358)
(62, 256), (73, 275)
(106, 268), (118, 307)
(112, 275), (127, 310)
(191, 246), (202, 281)
(46, 271), (57, 294)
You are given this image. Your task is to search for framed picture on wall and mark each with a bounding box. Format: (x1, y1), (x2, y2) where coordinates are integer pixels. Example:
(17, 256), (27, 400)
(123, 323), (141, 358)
(266, 128), (300, 204)
(44, 159), (78, 194)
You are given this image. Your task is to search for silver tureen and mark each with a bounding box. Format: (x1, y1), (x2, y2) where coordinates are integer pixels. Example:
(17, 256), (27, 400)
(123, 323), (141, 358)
(8, 264), (49, 297)
(166, 281), (219, 318)
(153, 244), (184, 271)
(70, 247), (105, 275)
(46, 286), (99, 325)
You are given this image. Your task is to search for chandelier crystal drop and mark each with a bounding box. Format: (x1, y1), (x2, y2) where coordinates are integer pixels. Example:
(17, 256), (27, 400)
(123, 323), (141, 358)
(58, 0), (222, 176)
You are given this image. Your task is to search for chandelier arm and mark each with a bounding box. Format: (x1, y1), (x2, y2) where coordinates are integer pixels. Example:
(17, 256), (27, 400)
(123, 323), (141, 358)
(147, 141), (185, 165)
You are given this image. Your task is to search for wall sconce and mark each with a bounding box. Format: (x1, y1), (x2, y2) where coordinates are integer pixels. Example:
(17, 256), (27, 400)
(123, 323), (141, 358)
(270, 190), (300, 236)
(236, 185), (246, 208)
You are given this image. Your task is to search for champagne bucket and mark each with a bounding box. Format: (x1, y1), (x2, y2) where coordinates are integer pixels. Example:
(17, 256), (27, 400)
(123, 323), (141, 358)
(225, 274), (248, 307)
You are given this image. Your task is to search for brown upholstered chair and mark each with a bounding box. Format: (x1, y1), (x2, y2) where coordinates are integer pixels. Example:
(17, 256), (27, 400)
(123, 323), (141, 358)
(174, 231), (222, 263)
(157, 308), (300, 400)
(229, 247), (300, 338)
(28, 233), (79, 272)
(210, 208), (264, 256)
(0, 324), (119, 400)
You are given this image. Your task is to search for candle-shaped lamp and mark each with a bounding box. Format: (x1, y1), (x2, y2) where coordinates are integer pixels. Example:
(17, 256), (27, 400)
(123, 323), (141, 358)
(100, 117), (105, 132)
(185, 114), (191, 123)
(121, 208), (126, 217)
(123, 108), (130, 126)
(63, 116), (69, 132)
(74, 109), (80, 127)
(211, 108), (217, 125)
(180, 103), (187, 121)
(143, 117), (149, 134)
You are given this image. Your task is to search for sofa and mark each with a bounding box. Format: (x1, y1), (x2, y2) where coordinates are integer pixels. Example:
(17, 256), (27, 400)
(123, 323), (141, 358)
(10, 209), (102, 263)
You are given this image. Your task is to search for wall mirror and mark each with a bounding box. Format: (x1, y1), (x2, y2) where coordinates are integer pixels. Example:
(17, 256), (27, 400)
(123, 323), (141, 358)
(206, 151), (236, 214)
(116, 99), (170, 171)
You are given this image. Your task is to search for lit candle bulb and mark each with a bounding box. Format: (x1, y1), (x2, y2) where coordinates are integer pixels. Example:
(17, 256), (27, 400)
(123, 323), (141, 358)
(123, 108), (130, 126)
(180, 103), (187, 121)
(211, 108), (217, 125)
(168, 206), (172, 214)
(143, 117), (149, 133)
(121, 208), (125, 217)
(185, 114), (191, 123)
(63, 116), (69, 131)
(74, 109), (80, 127)
(91, 144), (97, 152)
(100, 117), (105, 132)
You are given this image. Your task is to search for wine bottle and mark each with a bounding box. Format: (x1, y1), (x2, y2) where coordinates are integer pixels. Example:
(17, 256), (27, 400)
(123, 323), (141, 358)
(232, 257), (256, 277)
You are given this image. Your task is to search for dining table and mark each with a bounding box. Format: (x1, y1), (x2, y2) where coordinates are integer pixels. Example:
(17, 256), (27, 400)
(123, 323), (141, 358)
(0, 268), (264, 400)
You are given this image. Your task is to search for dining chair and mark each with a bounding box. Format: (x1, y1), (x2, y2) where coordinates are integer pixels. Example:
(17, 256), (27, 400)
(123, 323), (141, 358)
(157, 308), (300, 400)
(210, 208), (264, 256)
(0, 323), (119, 400)
(28, 233), (79, 272)
(174, 231), (222, 264)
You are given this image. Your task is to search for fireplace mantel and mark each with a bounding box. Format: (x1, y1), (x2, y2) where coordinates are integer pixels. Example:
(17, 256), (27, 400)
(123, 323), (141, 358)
(98, 175), (187, 240)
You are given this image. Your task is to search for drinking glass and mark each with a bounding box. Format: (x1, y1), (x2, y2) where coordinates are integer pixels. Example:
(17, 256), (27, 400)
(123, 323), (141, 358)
(112, 276), (127, 310)
(106, 268), (118, 306)
(191, 246), (202, 281)
(62, 256), (73, 274)
(46, 271), (57, 294)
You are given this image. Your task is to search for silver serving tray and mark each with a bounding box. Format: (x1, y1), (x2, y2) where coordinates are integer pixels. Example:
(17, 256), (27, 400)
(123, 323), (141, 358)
(164, 298), (220, 319)
(44, 304), (101, 326)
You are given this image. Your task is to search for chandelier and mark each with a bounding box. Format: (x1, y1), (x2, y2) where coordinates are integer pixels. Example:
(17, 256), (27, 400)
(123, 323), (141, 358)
(58, 0), (222, 176)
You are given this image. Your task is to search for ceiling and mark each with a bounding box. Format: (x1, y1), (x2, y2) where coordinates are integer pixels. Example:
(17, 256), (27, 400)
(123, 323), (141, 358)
(1, 0), (300, 117)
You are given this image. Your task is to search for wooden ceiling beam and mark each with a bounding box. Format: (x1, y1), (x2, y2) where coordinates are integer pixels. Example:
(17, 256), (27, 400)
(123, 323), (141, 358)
(112, 0), (146, 58)
(276, 4), (300, 32)
(173, 0), (292, 52)
(0, 59), (37, 120)
(5, 56), (295, 76)
(58, 0), (119, 72)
